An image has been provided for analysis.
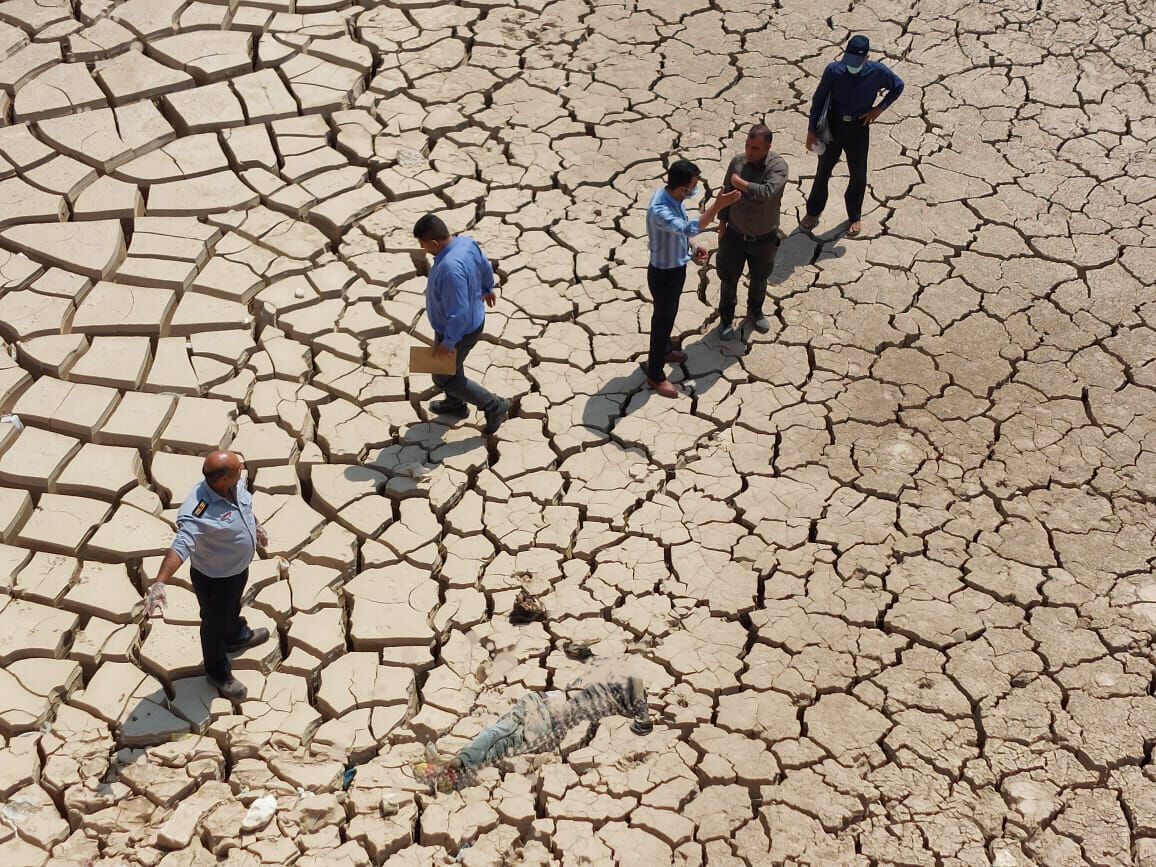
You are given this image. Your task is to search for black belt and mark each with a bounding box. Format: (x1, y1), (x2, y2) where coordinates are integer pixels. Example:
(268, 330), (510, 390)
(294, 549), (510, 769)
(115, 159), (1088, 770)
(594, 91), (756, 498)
(731, 229), (779, 244)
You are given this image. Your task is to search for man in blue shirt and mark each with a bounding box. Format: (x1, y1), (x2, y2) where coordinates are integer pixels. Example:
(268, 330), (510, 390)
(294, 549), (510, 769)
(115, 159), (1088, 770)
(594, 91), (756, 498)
(801, 34), (904, 237)
(413, 214), (509, 434)
(645, 160), (740, 398)
(145, 449), (270, 702)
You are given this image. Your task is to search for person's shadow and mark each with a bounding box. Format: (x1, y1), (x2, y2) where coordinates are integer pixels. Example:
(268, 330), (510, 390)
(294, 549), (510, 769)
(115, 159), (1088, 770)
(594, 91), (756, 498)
(582, 224), (850, 453)
(363, 418), (486, 500)
(579, 327), (743, 456)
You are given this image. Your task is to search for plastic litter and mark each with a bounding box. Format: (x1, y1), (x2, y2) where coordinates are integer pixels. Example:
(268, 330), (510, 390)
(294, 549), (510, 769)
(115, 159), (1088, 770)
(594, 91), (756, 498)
(240, 795), (277, 832)
(380, 791), (403, 816)
(1, 796), (36, 822)
(0, 413), (23, 431)
(276, 556), (290, 579)
(341, 766), (356, 790)
(393, 462), (428, 479)
(415, 674), (653, 793)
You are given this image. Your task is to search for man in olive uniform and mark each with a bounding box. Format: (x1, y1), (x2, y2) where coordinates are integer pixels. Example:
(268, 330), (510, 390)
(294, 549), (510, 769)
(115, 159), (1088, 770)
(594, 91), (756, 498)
(716, 123), (789, 340)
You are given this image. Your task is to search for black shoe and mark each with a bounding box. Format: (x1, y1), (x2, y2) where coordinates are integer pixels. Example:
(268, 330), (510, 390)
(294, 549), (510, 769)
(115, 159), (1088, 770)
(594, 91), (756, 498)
(747, 315), (771, 333)
(483, 398), (510, 435)
(430, 399), (469, 417)
(226, 626), (269, 653)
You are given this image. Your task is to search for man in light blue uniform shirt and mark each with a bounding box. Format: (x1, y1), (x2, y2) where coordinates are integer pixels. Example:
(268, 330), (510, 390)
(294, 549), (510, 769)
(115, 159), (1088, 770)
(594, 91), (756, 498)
(414, 213), (510, 435)
(644, 160), (739, 397)
(145, 449), (269, 701)
(802, 34), (904, 236)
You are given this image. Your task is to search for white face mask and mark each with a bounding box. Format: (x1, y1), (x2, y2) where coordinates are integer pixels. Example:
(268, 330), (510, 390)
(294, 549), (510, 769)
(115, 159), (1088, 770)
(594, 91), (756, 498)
(846, 61), (864, 74)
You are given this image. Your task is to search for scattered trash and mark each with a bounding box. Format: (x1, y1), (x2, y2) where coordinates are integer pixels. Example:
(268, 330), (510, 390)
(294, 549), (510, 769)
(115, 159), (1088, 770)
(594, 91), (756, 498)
(393, 462), (429, 480)
(454, 842), (472, 862)
(397, 147), (426, 167)
(563, 641), (593, 662)
(510, 590), (546, 625)
(293, 287), (306, 299)
(414, 674), (652, 793)
(0, 413), (23, 431)
(341, 766), (356, 790)
(1, 796), (35, 822)
(380, 791), (403, 816)
(276, 556), (290, 580)
(240, 795), (277, 832)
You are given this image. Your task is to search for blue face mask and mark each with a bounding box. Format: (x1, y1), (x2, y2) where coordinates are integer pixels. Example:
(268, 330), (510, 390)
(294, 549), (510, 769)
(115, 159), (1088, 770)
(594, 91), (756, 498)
(846, 61), (864, 74)
(685, 185), (700, 199)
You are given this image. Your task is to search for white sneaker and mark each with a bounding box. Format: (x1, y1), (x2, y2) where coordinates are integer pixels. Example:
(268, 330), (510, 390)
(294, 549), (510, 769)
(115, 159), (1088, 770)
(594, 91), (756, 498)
(749, 316), (771, 333)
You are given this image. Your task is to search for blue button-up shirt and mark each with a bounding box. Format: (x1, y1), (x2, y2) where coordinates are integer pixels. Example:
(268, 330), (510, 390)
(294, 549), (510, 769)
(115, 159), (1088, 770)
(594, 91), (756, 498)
(808, 59), (904, 130)
(646, 187), (700, 269)
(171, 478), (258, 578)
(426, 236), (492, 349)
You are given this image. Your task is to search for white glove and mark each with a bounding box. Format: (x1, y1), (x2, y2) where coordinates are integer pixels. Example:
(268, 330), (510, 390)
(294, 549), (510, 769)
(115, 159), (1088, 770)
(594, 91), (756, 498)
(145, 581), (168, 617)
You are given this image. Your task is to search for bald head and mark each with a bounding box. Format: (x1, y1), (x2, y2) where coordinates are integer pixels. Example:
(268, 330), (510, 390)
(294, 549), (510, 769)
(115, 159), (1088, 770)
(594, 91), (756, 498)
(203, 449), (242, 495)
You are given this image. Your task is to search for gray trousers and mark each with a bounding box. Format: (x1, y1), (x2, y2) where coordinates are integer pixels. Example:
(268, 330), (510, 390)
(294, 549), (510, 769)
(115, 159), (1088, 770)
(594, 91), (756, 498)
(434, 324), (501, 412)
(717, 228), (778, 326)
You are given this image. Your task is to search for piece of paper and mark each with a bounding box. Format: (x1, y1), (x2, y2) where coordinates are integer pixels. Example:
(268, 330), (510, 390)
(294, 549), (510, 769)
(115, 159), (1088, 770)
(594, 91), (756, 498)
(409, 345), (457, 375)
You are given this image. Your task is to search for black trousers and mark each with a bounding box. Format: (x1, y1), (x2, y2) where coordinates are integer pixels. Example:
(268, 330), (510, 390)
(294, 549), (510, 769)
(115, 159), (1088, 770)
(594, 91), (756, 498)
(433, 323), (501, 413)
(645, 264), (686, 382)
(190, 566), (250, 682)
(806, 114), (871, 221)
(717, 230), (778, 326)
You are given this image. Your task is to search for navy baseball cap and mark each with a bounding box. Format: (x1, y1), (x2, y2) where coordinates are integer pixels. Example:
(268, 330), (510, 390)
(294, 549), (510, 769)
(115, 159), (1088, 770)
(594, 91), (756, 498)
(843, 34), (870, 64)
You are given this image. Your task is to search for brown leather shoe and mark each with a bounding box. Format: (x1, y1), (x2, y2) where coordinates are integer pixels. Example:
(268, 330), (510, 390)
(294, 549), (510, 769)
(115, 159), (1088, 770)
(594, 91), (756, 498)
(647, 377), (678, 398)
(664, 349), (687, 363)
(210, 676), (248, 702)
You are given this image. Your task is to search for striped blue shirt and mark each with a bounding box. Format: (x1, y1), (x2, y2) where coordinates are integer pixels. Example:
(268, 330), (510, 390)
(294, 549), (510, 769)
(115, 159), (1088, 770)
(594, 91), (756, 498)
(646, 187), (700, 269)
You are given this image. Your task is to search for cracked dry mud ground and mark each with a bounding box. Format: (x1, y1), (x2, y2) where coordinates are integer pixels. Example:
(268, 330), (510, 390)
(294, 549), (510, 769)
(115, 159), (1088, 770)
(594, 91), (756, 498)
(0, 0), (1153, 865)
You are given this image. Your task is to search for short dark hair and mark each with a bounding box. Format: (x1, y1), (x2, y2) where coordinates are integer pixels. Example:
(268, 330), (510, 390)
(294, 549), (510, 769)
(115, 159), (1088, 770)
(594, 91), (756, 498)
(666, 160), (700, 190)
(413, 214), (450, 242)
(748, 123), (773, 144)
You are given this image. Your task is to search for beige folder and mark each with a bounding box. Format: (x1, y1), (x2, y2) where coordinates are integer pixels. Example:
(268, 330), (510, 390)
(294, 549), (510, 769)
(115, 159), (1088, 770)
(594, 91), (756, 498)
(409, 345), (457, 376)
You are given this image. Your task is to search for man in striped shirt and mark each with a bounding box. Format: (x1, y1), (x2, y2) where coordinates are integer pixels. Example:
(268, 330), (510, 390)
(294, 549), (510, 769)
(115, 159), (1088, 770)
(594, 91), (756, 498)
(644, 160), (740, 398)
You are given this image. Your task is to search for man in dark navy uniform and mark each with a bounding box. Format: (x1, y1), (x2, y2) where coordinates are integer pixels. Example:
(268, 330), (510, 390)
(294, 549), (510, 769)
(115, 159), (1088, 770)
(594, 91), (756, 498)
(801, 34), (904, 236)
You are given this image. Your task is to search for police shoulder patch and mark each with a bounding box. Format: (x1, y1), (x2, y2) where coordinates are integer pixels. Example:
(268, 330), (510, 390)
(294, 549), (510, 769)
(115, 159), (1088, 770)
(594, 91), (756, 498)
(193, 500), (208, 517)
